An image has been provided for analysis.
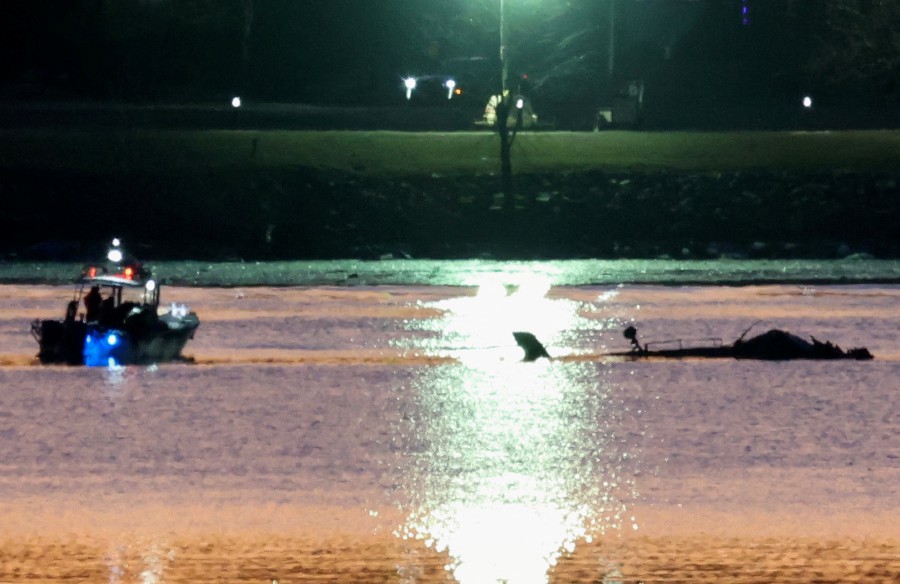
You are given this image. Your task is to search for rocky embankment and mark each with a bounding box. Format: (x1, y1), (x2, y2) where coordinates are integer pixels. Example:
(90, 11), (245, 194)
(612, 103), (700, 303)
(3, 167), (899, 260)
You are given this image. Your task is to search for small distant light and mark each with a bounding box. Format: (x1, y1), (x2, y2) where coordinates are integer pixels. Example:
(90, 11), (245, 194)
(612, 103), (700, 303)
(802, 96), (813, 108)
(516, 98), (525, 110)
(454, 88), (462, 95)
(111, 237), (121, 247)
(107, 249), (123, 263)
(107, 333), (118, 346)
(107, 357), (119, 368)
(231, 96), (242, 108)
(146, 279), (157, 292)
(123, 266), (134, 279)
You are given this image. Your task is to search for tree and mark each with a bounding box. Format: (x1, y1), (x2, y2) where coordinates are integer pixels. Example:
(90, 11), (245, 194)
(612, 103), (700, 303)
(802, 0), (900, 101)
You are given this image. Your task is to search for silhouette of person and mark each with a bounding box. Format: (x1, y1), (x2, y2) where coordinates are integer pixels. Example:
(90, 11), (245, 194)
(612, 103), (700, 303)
(623, 326), (644, 353)
(84, 285), (102, 322)
(65, 300), (78, 322)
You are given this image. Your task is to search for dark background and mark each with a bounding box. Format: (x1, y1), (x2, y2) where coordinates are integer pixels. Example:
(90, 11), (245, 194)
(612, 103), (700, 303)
(2, 1), (899, 261)
(2, 1), (898, 126)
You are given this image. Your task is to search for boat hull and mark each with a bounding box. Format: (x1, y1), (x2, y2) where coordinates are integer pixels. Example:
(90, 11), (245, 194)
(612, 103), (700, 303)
(33, 315), (199, 366)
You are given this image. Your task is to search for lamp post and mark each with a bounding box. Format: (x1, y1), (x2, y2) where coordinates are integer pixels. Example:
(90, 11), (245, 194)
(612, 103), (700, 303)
(497, 0), (512, 195)
(607, 0), (616, 79)
(500, 0), (508, 97)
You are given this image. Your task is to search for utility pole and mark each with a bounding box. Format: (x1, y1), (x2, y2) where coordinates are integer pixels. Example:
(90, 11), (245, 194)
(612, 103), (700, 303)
(607, 0), (616, 80)
(497, 0), (512, 196)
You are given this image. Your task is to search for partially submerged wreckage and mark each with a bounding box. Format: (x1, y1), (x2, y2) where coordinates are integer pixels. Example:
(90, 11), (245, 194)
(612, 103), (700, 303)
(513, 324), (874, 362)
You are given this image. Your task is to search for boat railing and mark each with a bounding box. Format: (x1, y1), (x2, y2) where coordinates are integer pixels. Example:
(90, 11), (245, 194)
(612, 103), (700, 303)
(645, 337), (724, 351)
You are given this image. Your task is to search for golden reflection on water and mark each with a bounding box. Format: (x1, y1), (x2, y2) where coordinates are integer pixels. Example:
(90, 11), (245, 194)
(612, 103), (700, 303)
(395, 276), (637, 584)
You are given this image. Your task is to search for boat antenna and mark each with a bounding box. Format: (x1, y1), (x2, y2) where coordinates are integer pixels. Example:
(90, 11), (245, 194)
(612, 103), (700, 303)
(737, 320), (763, 343)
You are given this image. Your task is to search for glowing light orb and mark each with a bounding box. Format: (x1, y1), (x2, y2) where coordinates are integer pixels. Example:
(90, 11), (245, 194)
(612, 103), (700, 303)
(404, 77), (417, 100)
(107, 333), (118, 346)
(107, 249), (123, 263)
(445, 79), (457, 99)
(803, 96), (813, 108)
(231, 96), (242, 108)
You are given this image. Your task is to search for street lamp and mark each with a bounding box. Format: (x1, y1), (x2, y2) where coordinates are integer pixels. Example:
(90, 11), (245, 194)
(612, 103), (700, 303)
(500, 0), (508, 97)
(496, 0), (513, 193)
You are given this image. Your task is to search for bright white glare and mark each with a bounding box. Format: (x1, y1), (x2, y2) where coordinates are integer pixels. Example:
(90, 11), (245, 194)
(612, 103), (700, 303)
(424, 494), (580, 584)
(445, 78), (457, 99)
(145, 279), (156, 292)
(107, 248), (123, 263)
(169, 303), (189, 318)
(404, 77), (417, 100)
(430, 273), (573, 366)
(107, 333), (118, 346)
(516, 97), (525, 109)
(231, 96), (242, 108)
(399, 276), (637, 583)
(802, 96), (813, 108)
(111, 237), (121, 247)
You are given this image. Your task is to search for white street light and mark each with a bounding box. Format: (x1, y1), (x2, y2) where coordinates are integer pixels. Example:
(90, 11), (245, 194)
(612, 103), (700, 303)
(404, 77), (417, 100)
(445, 78), (457, 99)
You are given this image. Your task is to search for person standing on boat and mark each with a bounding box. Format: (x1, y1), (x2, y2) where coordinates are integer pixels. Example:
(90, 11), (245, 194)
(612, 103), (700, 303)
(84, 285), (102, 322)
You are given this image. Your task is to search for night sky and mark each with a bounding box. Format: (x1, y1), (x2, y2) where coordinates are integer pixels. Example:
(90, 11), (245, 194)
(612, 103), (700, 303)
(1, 1), (898, 112)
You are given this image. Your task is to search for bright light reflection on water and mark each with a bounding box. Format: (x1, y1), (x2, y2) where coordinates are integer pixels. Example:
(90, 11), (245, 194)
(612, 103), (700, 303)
(395, 276), (638, 584)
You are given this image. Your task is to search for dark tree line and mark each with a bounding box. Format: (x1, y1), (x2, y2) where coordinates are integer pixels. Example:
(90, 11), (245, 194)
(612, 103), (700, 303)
(1, 0), (897, 106)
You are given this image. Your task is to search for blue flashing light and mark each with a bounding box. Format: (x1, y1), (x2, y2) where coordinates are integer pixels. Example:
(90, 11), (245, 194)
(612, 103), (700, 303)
(83, 328), (132, 367)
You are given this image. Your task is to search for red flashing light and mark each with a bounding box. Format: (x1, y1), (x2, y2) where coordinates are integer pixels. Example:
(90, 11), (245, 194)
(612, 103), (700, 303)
(88, 267), (97, 278)
(123, 267), (134, 280)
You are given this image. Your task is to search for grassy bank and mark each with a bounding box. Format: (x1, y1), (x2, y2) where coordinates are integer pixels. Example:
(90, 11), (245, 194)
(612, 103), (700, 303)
(2, 129), (900, 176)
(2, 129), (899, 260)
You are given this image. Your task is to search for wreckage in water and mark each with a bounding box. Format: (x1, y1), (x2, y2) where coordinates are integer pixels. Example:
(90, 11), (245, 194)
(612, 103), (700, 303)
(513, 324), (874, 362)
(617, 324), (874, 361)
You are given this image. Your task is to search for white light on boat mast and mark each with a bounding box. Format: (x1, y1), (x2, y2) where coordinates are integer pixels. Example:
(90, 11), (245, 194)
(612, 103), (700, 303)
(107, 237), (123, 263)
